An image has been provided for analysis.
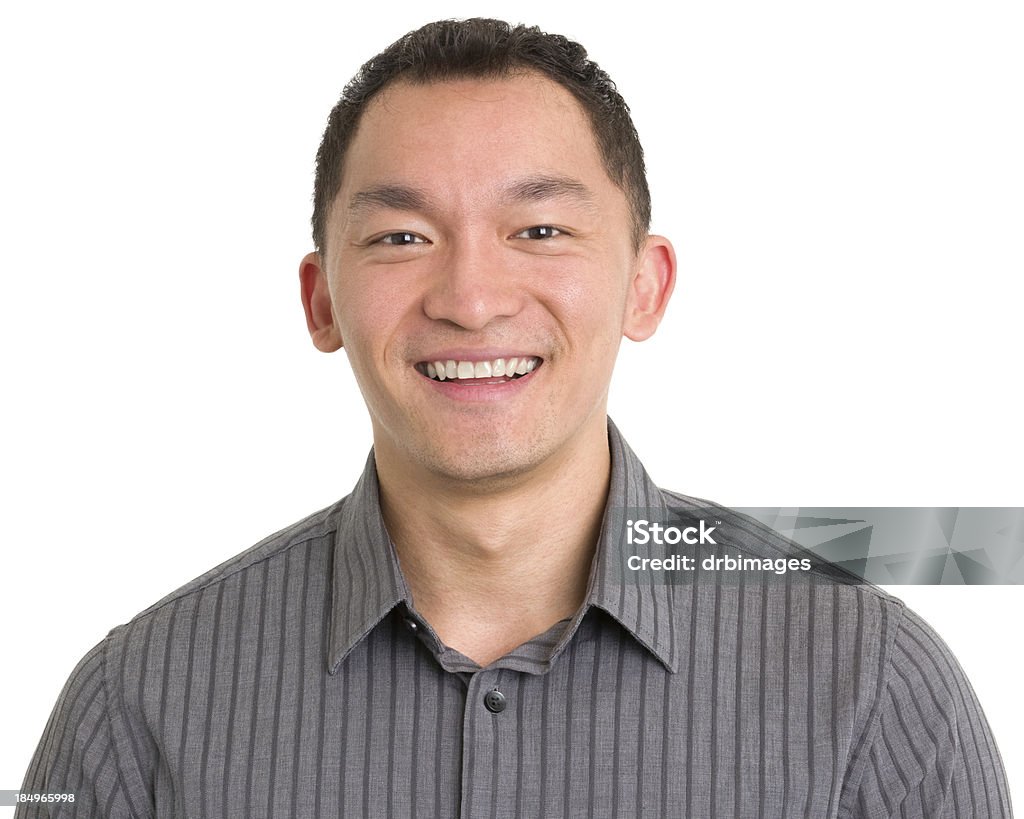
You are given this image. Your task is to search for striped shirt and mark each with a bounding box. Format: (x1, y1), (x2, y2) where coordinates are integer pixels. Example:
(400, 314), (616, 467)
(18, 419), (1013, 817)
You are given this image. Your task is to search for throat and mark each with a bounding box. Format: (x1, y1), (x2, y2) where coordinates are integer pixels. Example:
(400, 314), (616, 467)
(375, 411), (612, 665)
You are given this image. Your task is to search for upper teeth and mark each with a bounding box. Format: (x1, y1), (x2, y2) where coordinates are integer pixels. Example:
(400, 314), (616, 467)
(423, 356), (540, 381)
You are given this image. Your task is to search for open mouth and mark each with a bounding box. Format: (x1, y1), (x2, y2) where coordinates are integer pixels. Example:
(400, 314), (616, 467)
(415, 356), (543, 382)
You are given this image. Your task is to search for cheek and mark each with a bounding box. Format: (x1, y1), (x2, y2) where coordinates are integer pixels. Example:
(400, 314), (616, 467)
(546, 268), (630, 341)
(331, 275), (406, 352)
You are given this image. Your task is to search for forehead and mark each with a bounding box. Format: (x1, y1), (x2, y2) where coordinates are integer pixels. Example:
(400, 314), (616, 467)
(339, 73), (612, 199)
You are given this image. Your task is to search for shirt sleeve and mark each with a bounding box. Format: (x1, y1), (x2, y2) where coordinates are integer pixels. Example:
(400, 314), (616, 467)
(850, 606), (1014, 818)
(15, 639), (138, 819)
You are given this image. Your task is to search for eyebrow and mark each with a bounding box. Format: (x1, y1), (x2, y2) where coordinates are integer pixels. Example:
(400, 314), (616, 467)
(346, 174), (598, 219)
(347, 184), (433, 217)
(504, 174), (597, 207)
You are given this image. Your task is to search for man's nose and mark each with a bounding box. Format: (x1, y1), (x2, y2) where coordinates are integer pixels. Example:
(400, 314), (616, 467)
(421, 237), (523, 331)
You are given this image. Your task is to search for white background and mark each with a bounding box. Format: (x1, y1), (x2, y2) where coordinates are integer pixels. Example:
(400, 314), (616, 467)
(2, 0), (1020, 808)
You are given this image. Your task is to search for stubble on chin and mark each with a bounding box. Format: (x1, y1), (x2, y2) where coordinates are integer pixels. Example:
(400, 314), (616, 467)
(381, 406), (563, 493)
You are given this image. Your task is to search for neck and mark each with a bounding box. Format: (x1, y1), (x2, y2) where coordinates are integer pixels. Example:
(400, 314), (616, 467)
(375, 415), (611, 666)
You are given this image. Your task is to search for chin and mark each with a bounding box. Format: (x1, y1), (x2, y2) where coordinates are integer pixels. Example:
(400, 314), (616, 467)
(376, 406), (587, 487)
(416, 441), (543, 487)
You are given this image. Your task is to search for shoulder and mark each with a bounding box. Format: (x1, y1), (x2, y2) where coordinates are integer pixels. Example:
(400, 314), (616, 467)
(654, 486), (920, 711)
(842, 604), (1014, 815)
(656, 487), (1012, 810)
(74, 498), (352, 778)
(134, 497), (346, 622)
(92, 496), (348, 681)
(18, 500), (351, 817)
(654, 483), (912, 672)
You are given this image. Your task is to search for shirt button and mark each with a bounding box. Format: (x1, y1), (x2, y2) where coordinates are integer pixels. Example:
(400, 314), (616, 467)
(483, 688), (507, 714)
(404, 618), (419, 633)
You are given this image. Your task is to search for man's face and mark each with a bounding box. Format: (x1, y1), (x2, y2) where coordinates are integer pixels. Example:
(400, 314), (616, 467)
(303, 73), (673, 485)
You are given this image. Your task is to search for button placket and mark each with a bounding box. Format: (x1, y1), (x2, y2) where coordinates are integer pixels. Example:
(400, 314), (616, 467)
(460, 671), (508, 817)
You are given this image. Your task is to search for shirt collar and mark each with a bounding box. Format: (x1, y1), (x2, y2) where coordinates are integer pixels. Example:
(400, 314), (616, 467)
(586, 417), (678, 672)
(327, 417), (679, 674)
(326, 451), (410, 674)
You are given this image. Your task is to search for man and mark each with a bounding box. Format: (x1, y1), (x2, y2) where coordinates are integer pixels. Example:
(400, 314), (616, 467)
(18, 18), (1012, 818)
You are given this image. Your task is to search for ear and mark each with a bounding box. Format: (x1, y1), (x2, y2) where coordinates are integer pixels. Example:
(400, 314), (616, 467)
(622, 235), (677, 341)
(299, 251), (344, 352)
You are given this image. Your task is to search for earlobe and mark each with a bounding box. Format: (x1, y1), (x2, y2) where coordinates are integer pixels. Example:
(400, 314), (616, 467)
(299, 251), (344, 352)
(623, 235), (677, 342)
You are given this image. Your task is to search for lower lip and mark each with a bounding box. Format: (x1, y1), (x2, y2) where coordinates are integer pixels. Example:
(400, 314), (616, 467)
(418, 367), (540, 403)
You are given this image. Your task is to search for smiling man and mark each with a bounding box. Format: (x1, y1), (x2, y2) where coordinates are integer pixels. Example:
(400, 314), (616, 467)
(298, 66), (673, 669)
(17, 18), (1011, 819)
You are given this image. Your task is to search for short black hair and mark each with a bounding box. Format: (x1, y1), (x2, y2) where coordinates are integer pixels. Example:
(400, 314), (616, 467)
(312, 18), (651, 255)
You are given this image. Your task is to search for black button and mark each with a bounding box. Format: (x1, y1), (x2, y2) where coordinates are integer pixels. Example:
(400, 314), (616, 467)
(483, 688), (507, 714)
(404, 618), (419, 633)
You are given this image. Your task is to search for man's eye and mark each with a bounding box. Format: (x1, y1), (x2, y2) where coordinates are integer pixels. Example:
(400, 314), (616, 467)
(375, 232), (427, 246)
(515, 225), (563, 240)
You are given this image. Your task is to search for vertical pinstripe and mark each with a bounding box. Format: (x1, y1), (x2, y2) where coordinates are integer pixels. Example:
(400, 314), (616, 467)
(336, 626), (348, 819)
(17, 420), (1013, 817)
(806, 576), (816, 818)
(734, 567), (745, 818)
(758, 576), (768, 819)
(781, 576), (792, 813)
(585, 620), (602, 819)
(684, 555), (697, 817)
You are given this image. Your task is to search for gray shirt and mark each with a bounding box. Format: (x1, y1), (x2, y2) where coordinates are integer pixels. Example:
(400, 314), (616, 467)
(18, 420), (1013, 817)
